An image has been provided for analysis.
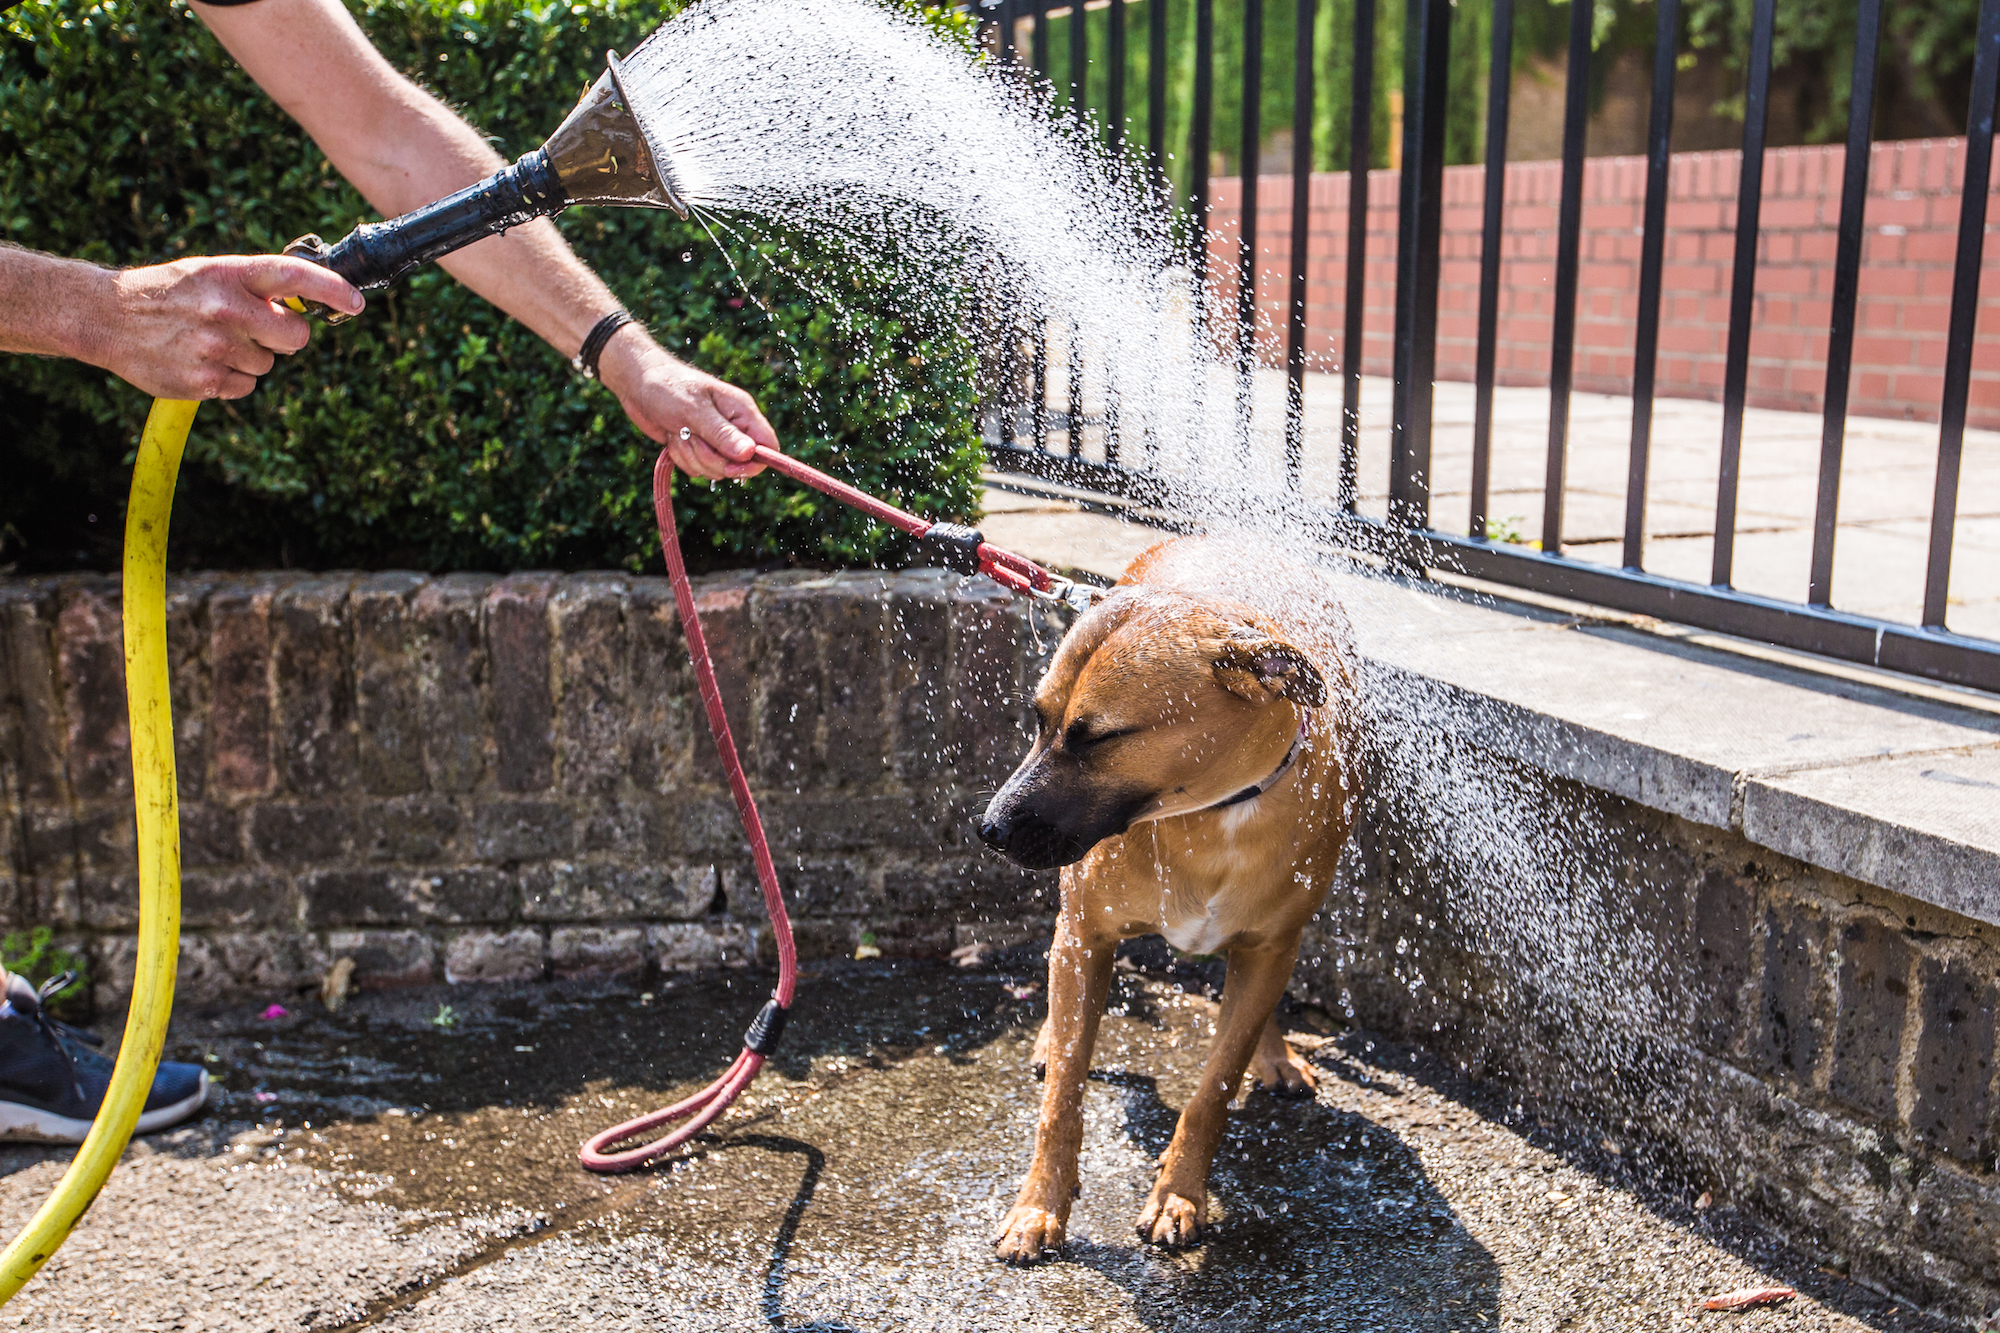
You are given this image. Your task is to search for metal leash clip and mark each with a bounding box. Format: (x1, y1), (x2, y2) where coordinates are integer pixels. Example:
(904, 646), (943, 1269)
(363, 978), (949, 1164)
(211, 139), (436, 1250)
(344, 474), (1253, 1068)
(1034, 577), (1108, 614)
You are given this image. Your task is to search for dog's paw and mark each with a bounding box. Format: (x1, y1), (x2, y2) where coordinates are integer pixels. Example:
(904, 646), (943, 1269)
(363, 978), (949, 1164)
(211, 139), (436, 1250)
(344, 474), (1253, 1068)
(1135, 1191), (1206, 1248)
(1031, 1019), (1051, 1080)
(994, 1204), (1067, 1264)
(1250, 1040), (1319, 1098)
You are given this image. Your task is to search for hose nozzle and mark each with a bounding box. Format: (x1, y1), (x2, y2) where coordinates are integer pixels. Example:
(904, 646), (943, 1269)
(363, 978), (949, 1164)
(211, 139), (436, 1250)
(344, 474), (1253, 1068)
(287, 50), (684, 320)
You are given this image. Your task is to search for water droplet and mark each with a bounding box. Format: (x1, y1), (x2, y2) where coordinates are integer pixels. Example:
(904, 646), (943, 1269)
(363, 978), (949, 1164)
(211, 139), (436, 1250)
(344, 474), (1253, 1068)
(679, 427), (692, 440)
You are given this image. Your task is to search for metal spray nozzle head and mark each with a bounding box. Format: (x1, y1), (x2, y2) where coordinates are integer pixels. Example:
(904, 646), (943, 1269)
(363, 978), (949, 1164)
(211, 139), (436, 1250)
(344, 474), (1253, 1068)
(541, 50), (691, 218)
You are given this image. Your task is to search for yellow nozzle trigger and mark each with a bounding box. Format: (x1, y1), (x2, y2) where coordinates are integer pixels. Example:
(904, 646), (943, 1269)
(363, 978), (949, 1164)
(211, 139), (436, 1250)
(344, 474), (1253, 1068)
(283, 296), (309, 314)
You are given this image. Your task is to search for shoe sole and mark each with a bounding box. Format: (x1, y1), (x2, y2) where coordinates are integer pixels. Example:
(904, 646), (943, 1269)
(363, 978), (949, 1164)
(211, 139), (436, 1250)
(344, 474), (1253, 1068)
(0, 1072), (210, 1144)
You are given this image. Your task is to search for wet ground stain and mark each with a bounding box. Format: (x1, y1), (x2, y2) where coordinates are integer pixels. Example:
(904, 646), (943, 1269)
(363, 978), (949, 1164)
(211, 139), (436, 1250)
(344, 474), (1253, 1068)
(0, 956), (1959, 1332)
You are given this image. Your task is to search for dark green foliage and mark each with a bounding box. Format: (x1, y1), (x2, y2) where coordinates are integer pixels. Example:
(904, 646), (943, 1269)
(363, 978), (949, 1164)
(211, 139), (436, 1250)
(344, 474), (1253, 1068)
(0, 926), (89, 1021)
(1, 0), (984, 574)
(1684, 0), (1981, 138)
(1042, 0), (1979, 191)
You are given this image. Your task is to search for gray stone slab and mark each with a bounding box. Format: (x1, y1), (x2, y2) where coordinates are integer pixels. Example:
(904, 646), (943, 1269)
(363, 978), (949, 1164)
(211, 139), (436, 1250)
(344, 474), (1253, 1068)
(1744, 748), (2000, 927)
(1343, 576), (2000, 832)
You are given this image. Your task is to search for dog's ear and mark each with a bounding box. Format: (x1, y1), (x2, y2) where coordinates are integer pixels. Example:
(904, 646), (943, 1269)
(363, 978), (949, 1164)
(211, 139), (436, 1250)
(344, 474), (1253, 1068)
(1213, 631), (1328, 707)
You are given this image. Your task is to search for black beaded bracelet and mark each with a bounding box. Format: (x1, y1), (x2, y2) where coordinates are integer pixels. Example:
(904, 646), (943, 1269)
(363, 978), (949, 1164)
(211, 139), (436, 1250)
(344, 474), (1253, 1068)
(572, 310), (636, 380)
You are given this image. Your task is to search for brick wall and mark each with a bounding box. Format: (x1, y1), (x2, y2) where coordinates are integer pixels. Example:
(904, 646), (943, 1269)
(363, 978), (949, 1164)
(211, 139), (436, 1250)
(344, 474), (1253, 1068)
(1207, 136), (2000, 428)
(1301, 761), (2000, 1320)
(0, 571), (1052, 1010)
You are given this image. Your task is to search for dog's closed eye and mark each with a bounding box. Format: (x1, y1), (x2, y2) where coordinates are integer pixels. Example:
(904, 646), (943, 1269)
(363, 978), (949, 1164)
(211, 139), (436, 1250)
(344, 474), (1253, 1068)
(1062, 720), (1139, 750)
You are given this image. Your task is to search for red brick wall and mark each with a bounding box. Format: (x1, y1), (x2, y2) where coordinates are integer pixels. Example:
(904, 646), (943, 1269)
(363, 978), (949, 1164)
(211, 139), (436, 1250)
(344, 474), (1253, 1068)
(1206, 136), (2000, 428)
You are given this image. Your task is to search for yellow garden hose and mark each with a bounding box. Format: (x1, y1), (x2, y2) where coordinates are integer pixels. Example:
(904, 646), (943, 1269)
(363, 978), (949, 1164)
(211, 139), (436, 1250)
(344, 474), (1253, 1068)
(0, 398), (196, 1304)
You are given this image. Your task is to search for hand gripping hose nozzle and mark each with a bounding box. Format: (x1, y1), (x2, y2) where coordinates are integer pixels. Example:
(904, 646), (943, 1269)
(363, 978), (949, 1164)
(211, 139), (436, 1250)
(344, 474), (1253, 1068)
(286, 50), (687, 320)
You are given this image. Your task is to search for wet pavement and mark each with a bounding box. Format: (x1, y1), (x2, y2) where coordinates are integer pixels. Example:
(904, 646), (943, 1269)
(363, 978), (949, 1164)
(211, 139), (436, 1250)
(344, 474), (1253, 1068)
(0, 958), (1959, 1332)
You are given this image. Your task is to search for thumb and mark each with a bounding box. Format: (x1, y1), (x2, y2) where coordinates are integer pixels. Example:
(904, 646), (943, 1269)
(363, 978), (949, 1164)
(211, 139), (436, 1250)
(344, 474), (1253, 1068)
(239, 255), (365, 316)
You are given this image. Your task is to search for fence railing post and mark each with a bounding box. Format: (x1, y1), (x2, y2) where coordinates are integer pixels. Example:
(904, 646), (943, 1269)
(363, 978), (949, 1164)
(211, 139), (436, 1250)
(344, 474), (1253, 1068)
(1234, 0), (1263, 459)
(1340, 0), (1373, 515)
(1926, 0), (2000, 628)
(1469, 0), (1513, 541)
(1387, 0), (1449, 532)
(1284, 0), (1315, 491)
(1710, 0), (1776, 588)
(1808, 0), (1883, 606)
(1622, 0), (1681, 571)
(1541, 0), (1592, 557)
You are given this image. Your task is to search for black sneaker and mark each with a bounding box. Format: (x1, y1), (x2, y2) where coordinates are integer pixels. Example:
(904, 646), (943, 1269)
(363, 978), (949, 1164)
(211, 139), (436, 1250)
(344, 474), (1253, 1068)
(0, 971), (209, 1143)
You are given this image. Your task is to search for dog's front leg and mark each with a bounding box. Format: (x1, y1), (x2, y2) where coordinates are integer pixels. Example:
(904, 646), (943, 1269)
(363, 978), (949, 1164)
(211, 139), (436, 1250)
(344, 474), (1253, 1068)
(1136, 934), (1302, 1247)
(994, 900), (1115, 1264)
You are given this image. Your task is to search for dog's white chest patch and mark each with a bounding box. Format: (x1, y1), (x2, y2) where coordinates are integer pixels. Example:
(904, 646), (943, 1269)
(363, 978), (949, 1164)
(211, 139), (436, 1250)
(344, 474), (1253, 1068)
(1160, 892), (1238, 956)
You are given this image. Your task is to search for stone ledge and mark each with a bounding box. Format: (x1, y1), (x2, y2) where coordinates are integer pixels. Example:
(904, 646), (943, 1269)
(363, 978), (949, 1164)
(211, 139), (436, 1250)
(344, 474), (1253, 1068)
(1341, 572), (2000, 927)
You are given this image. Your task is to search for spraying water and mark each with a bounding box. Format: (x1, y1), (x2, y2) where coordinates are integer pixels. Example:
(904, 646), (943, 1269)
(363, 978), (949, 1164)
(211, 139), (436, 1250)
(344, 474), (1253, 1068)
(621, 0), (1689, 1143)
(617, 0), (1287, 495)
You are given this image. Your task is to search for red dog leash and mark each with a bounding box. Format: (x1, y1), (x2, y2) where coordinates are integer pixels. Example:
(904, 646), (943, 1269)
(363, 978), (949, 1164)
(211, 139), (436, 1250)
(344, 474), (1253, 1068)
(578, 445), (1095, 1173)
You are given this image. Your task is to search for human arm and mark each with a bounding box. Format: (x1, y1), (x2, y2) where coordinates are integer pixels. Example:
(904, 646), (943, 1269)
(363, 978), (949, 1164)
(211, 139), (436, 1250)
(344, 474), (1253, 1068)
(191, 0), (772, 478)
(0, 243), (363, 400)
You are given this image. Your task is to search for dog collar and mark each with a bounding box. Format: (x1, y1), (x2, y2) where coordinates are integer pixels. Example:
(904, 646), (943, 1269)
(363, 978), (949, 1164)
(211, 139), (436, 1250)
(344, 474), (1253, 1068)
(1206, 714), (1312, 811)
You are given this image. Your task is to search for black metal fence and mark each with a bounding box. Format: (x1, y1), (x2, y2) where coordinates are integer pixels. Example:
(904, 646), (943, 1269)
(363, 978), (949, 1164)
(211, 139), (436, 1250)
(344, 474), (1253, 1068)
(970, 0), (2000, 695)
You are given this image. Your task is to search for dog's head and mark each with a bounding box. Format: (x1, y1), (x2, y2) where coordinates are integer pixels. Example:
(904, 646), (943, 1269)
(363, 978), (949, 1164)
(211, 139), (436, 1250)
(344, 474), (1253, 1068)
(978, 588), (1329, 870)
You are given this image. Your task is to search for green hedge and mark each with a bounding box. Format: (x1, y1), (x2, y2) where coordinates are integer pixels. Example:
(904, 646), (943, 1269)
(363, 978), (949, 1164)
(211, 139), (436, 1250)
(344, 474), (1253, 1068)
(0, 0), (983, 574)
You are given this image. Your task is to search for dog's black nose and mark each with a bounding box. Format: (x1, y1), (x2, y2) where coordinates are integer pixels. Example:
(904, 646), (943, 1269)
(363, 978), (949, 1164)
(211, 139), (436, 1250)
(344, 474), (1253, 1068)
(978, 817), (1009, 851)
(980, 810), (1078, 870)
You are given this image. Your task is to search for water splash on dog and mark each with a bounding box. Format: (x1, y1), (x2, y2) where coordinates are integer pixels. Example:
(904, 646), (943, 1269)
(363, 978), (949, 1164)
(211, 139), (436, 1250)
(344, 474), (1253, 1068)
(619, 0), (1695, 1154)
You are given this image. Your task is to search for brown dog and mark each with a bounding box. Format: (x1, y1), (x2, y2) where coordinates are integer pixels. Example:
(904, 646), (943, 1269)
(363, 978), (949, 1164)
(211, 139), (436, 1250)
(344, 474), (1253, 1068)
(979, 535), (1360, 1263)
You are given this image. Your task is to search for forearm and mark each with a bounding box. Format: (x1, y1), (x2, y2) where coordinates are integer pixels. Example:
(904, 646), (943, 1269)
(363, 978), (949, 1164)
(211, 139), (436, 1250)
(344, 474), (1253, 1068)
(307, 89), (620, 358)
(196, 0), (620, 359)
(0, 244), (113, 365)
(192, 0), (775, 470)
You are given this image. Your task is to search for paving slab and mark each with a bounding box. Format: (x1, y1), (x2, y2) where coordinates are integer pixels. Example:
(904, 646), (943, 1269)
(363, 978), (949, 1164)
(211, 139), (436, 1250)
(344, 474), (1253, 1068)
(0, 966), (1958, 1332)
(1344, 578), (2000, 832)
(1035, 367), (2000, 638)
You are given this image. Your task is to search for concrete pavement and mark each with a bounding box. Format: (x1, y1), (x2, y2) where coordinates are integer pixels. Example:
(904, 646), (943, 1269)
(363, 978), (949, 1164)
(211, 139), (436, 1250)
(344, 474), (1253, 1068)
(0, 962), (1958, 1331)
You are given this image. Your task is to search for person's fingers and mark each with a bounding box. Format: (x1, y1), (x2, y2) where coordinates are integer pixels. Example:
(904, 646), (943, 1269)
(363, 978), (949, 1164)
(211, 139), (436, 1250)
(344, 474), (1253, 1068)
(239, 298), (314, 356)
(225, 341), (278, 379)
(237, 255), (366, 317)
(687, 396), (764, 464)
(666, 436), (718, 479)
(692, 433), (766, 477)
(209, 368), (261, 401)
(713, 383), (780, 451)
(670, 431), (765, 481)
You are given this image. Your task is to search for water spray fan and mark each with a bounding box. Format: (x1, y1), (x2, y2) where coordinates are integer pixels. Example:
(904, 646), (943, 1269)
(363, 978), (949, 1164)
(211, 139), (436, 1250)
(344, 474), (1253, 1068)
(285, 52), (688, 307)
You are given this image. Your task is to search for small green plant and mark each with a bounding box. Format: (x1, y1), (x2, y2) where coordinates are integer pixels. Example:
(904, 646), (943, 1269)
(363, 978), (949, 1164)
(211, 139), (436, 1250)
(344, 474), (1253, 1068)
(1484, 514), (1531, 547)
(1, 926), (89, 1017)
(430, 1003), (459, 1030)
